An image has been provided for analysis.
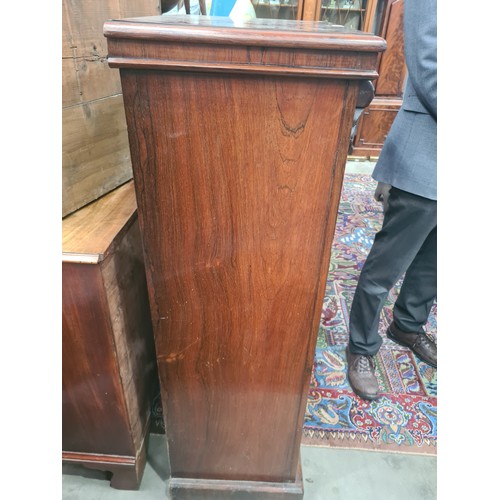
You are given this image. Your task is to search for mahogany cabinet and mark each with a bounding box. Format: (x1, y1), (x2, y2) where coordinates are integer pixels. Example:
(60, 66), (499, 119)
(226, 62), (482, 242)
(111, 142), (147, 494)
(105, 15), (384, 498)
(62, 181), (157, 490)
(351, 0), (406, 156)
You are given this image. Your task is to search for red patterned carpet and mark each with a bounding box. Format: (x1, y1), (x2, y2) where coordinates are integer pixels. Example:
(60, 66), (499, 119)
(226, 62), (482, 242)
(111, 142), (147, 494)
(302, 173), (437, 455)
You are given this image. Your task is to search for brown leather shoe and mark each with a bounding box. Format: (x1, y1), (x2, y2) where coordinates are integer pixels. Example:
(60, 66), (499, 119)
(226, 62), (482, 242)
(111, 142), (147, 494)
(386, 321), (437, 368)
(346, 346), (380, 401)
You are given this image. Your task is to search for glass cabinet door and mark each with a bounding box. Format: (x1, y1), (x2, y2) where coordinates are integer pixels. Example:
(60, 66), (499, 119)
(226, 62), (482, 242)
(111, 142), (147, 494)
(251, 0), (301, 20)
(251, 0), (377, 31)
(319, 0), (369, 30)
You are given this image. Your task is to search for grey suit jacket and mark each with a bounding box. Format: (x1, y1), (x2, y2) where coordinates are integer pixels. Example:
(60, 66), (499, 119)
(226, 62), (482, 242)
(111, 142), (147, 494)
(372, 0), (437, 201)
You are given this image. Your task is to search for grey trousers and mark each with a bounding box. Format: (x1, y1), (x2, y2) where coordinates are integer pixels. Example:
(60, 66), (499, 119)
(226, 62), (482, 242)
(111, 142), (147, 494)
(348, 187), (437, 356)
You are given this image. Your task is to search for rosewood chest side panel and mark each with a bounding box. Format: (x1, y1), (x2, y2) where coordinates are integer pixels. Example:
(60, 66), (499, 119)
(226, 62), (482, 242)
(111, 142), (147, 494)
(105, 16), (385, 497)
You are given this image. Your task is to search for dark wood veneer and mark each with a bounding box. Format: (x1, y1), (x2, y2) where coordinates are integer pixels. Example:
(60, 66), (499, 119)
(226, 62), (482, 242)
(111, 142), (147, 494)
(62, 181), (157, 490)
(105, 16), (384, 497)
(351, 0), (406, 157)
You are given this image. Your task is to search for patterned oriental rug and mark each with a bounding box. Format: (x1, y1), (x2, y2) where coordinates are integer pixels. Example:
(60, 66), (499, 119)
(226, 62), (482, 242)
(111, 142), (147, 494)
(301, 173), (437, 455)
(150, 173), (437, 455)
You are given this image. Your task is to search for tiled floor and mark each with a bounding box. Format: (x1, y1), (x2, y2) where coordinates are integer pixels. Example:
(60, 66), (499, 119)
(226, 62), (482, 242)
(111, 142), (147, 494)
(62, 433), (437, 500)
(344, 158), (379, 175)
(62, 161), (437, 499)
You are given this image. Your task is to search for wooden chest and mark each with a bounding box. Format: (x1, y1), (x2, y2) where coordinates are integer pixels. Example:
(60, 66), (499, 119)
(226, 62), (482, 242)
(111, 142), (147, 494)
(105, 15), (385, 498)
(62, 181), (157, 490)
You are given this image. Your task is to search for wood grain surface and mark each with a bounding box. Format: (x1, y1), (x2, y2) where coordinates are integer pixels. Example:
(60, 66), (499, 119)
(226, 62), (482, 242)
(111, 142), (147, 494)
(121, 69), (356, 483)
(107, 15), (383, 494)
(62, 0), (161, 217)
(100, 219), (157, 452)
(62, 180), (137, 262)
(62, 184), (157, 489)
(374, 0), (406, 96)
(351, 96), (402, 155)
(104, 15), (386, 52)
(62, 95), (133, 218)
(62, 262), (136, 458)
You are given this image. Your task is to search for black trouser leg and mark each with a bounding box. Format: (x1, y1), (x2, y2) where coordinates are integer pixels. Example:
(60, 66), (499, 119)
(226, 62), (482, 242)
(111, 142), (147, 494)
(393, 225), (437, 333)
(348, 187), (437, 355)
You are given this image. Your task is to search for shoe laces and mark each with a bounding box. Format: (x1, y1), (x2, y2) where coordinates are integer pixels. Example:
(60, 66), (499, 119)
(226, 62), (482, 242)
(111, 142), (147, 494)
(357, 355), (375, 373)
(416, 334), (436, 350)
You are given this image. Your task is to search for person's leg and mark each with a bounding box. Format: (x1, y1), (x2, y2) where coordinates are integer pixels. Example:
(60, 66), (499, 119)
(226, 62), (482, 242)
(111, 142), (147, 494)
(386, 225), (437, 367)
(348, 188), (437, 356)
(347, 187), (436, 399)
(393, 225), (437, 332)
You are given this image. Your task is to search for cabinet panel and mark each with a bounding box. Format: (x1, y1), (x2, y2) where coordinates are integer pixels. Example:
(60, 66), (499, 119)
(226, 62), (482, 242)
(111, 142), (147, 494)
(105, 14), (384, 498)
(62, 182), (158, 490)
(62, 262), (135, 457)
(350, 0), (406, 157)
(351, 97), (400, 156)
(375, 0), (406, 96)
